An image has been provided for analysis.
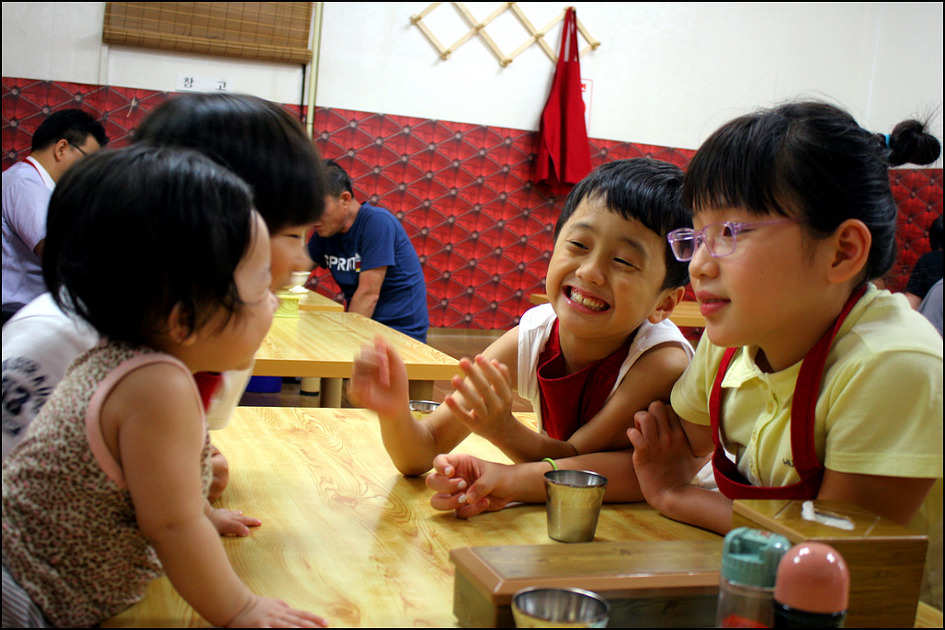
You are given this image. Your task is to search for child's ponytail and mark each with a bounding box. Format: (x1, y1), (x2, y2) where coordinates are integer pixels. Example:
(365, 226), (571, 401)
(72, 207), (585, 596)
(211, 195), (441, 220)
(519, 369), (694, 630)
(885, 119), (942, 167)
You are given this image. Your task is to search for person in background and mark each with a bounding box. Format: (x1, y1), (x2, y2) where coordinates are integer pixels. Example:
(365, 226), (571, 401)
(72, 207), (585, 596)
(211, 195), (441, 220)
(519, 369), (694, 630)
(307, 159), (429, 341)
(2, 109), (108, 324)
(904, 215), (943, 309)
(918, 278), (943, 335)
(1, 94), (324, 502)
(2, 146), (327, 628)
(352, 159), (695, 482)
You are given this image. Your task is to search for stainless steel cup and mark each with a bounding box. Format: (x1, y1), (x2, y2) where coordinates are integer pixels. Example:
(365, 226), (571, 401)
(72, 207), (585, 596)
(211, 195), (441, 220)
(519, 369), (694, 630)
(544, 470), (607, 543)
(511, 586), (610, 628)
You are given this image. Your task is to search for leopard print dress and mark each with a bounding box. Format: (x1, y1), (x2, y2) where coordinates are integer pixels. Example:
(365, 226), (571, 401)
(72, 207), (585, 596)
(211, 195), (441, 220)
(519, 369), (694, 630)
(1, 340), (212, 627)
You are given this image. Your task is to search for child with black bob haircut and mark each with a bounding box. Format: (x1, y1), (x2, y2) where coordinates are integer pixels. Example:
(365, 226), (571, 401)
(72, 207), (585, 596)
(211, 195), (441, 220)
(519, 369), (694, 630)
(133, 93), (325, 288)
(354, 158), (695, 492)
(2, 145), (327, 628)
(628, 101), (942, 608)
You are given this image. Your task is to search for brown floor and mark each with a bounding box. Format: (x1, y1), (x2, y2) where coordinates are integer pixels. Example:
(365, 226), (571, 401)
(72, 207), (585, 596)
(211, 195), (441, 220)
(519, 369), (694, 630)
(239, 327), (533, 412)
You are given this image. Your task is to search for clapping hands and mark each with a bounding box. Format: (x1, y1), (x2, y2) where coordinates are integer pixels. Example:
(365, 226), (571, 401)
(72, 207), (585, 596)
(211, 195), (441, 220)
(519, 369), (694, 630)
(443, 355), (514, 441)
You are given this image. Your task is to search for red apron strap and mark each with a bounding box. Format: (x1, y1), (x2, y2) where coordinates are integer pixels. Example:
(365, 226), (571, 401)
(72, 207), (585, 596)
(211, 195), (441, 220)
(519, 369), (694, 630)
(788, 285), (866, 481)
(23, 158), (42, 176)
(708, 347), (737, 452)
(709, 286), (867, 500)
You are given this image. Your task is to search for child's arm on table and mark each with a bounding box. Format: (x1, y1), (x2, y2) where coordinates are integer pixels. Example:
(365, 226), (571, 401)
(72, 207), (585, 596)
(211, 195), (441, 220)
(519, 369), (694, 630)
(813, 348), (939, 527)
(451, 342), (690, 463)
(426, 450), (644, 518)
(206, 501), (261, 538)
(348, 336), (476, 475)
(817, 471), (935, 526)
(108, 364), (326, 628)
(629, 401), (729, 534)
(630, 403), (937, 533)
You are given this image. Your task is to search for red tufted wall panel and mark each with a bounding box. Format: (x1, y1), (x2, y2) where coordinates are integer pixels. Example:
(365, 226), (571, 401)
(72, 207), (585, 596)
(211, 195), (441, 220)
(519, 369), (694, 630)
(888, 169), (943, 292)
(3, 77), (941, 328)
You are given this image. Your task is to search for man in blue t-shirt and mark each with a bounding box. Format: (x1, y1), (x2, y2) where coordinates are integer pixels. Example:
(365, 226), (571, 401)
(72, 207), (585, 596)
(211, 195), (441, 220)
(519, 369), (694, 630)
(307, 160), (429, 341)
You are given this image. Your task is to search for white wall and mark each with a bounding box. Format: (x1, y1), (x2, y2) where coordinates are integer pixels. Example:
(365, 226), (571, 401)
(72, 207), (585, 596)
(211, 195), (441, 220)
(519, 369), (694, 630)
(3, 2), (942, 158)
(0, 2), (307, 105)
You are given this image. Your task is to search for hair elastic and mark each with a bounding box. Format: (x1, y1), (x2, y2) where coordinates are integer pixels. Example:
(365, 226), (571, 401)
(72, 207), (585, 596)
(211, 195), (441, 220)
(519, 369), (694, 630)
(885, 133), (891, 148)
(542, 457), (558, 471)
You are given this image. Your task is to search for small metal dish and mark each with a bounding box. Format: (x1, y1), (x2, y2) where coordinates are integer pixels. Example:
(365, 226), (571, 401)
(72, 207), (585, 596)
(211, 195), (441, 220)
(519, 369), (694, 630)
(409, 400), (439, 414)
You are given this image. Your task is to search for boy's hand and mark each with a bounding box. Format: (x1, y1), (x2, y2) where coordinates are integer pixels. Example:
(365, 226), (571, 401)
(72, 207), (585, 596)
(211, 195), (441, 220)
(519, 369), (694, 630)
(444, 356), (514, 441)
(226, 595), (328, 628)
(348, 336), (409, 417)
(627, 401), (710, 513)
(209, 507), (262, 537)
(426, 453), (515, 518)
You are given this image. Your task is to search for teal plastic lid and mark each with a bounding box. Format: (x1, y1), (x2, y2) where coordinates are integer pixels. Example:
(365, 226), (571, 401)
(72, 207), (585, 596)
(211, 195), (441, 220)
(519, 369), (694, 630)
(721, 527), (791, 588)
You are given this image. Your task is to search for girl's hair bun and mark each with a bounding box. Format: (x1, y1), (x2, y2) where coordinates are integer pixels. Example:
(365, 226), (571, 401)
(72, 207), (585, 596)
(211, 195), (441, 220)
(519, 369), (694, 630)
(888, 119), (941, 166)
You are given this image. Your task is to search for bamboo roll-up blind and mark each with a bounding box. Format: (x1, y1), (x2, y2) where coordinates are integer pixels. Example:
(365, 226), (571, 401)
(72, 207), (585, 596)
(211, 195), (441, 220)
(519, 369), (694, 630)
(103, 2), (313, 64)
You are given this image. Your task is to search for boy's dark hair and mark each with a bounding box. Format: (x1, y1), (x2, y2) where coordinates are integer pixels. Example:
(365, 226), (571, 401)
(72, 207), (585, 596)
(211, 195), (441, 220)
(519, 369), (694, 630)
(133, 93), (324, 233)
(929, 215), (943, 252)
(43, 145), (255, 346)
(31, 109), (109, 152)
(554, 158), (691, 290)
(323, 159), (354, 198)
(683, 101), (941, 280)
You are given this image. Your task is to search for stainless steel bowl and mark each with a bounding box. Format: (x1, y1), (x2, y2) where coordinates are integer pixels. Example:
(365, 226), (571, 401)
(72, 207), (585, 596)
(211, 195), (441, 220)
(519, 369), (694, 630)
(408, 400), (439, 414)
(512, 586), (610, 627)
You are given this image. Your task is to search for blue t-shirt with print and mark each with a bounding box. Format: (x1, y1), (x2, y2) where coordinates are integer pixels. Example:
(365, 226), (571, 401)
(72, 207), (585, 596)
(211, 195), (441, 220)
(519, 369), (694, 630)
(308, 202), (429, 341)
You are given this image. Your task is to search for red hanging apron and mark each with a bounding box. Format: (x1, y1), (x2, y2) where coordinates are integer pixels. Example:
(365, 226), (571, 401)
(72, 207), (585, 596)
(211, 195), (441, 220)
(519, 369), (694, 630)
(708, 286), (867, 500)
(534, 7), (593, 195)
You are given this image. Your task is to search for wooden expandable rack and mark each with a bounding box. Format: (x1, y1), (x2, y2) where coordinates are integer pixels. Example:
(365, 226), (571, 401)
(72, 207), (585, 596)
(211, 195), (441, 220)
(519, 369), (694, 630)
(411, 2), (600, 67)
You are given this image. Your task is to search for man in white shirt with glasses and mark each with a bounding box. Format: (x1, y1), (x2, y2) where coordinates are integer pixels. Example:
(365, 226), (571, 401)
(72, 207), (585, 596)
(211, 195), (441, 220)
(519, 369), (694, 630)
(2, 109), (107, 325)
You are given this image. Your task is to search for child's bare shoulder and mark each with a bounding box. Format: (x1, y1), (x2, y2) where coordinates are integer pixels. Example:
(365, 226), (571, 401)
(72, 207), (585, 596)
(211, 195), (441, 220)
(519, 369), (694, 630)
(103, 360), (201, 425)
(625, 340), (692, 386)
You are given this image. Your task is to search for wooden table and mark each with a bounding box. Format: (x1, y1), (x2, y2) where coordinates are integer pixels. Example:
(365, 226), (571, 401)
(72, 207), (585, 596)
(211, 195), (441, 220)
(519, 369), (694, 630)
(298, 290), (345, 312)
(529, 293), (706, 328)
(663, 300), (705, 328)
(253, 311), (461, 406)
(103, 407), (721, 628)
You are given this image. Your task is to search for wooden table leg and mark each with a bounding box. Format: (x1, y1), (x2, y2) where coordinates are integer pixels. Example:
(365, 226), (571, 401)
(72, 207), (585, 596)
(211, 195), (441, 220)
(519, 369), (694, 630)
(320, 378), (343, 407)
(300, 377), (320, 396)
(408, 380), (434, 401)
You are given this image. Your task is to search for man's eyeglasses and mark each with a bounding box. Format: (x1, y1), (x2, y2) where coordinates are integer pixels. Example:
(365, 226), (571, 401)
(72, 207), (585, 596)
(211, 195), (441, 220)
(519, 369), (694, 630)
(70, 144), (88, 156)
(666, 218), (803, 262)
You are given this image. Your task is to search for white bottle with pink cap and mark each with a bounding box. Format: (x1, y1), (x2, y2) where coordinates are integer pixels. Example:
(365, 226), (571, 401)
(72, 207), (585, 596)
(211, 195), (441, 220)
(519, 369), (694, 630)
(773, 542), (850, 628)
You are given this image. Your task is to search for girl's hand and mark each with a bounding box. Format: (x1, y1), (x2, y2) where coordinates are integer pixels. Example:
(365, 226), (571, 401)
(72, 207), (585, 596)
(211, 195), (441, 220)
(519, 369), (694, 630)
(209, 507), (262, 537)
(627, 401), (710, 513)
(208, 444), (229, 503)
(443, 356), (514, 441)
(227, 595), (328, 628)
(426, 453), (515, 518)
(348, 336), (409, 417)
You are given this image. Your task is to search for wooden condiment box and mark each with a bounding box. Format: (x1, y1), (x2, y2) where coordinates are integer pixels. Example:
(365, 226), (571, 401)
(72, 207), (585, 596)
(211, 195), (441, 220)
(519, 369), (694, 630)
(450, 540), (722, 628)
(733, 499), (928, 628)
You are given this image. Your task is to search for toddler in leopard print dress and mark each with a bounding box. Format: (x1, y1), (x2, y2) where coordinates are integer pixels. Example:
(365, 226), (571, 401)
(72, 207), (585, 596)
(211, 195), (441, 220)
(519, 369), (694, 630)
(2, 146), (327, 627)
